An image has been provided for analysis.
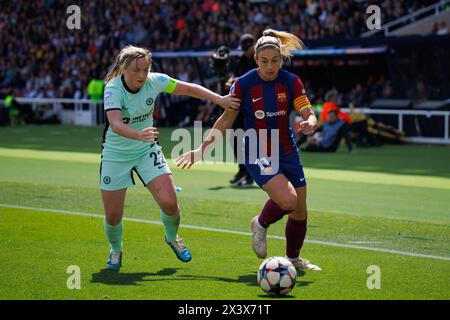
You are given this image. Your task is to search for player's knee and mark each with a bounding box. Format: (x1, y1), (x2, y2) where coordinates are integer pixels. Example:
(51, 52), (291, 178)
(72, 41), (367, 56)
(291, 208), (308, 220)
(160, 197), (179, 216)
(105, 215), (122, 226)
(277, 196), (297, 212)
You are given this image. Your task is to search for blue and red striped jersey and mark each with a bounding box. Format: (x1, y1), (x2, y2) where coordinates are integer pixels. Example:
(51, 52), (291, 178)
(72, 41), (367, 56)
(230, 69), (311, 158)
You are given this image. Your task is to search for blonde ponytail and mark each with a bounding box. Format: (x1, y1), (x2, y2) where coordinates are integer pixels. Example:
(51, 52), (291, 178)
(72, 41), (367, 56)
(255, 29), (304, 60)
(104, 45), (152, 84)
(104, 54), (122, 84)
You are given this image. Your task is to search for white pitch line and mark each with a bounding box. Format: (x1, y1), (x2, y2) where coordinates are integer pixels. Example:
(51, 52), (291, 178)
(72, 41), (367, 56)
(348, 241), (385, 244)
(1, 203), (449, 262)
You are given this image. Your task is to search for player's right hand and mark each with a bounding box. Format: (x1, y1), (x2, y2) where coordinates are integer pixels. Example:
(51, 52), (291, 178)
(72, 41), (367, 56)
(219, 94), (241, 111)
(138, 127), (159, 142)
(175, 148), (202, 170)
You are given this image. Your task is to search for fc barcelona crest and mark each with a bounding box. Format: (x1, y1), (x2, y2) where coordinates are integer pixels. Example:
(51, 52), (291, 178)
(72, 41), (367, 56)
(277, 93), (287, 102)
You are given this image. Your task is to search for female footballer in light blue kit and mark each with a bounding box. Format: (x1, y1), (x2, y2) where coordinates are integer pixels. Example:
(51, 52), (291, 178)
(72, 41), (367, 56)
(101, 45), (240, 269)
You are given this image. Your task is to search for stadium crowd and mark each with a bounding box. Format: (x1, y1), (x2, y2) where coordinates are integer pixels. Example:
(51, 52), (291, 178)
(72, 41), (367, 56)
(0, 0), (437, 99)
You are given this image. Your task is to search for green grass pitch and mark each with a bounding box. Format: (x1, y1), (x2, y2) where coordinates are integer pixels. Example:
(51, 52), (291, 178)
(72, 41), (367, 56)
(0, 125), (449, 300)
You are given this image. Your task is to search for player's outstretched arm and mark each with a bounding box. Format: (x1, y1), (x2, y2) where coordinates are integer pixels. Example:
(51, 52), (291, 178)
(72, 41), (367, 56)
(175, 110), (239, 170)
(171, 80), (241, 111)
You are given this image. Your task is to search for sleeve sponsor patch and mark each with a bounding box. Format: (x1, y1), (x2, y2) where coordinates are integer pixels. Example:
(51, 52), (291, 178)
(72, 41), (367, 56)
(104, 91), (113, 100)
(157, 74), (168, 82)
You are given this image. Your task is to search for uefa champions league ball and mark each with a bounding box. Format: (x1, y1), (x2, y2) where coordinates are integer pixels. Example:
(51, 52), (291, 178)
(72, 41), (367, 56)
(257, 256), (297, 296)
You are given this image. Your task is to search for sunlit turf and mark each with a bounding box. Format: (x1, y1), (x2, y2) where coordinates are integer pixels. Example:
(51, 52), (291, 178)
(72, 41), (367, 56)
(0, 125), (449, 299)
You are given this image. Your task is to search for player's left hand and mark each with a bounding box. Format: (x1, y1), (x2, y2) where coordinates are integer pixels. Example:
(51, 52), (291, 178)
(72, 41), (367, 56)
(300, 119), (317, 136)
(175, 148), (202, 170)
(219, 94), (241, 111)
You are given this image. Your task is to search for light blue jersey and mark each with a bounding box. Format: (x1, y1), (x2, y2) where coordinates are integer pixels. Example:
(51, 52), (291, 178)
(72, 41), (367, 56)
(102, 72), (176, 161)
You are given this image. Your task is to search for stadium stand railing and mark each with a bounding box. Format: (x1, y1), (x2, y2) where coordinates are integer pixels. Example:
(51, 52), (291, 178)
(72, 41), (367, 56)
(4, 97), (104, 126)
(341, 107), (450, 144)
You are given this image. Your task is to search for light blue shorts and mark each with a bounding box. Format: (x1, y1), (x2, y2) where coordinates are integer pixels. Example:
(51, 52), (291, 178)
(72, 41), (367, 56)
(100, 143), (171, 191)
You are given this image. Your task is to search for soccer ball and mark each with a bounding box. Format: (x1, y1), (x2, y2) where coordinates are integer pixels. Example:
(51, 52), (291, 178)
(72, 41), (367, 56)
(257, 256), (297, 296)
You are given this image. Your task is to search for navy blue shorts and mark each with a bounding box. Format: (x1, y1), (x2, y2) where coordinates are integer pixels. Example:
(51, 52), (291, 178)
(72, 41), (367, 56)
(245, 151), (306, 189)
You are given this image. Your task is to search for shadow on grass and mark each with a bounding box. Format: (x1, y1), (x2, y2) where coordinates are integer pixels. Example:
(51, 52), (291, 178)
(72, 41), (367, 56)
(91, 269), (259, 287)
(91, 267), (180, 286)
(191, 211), (221, 217)
(91, 268), (312, 293)
(208, 185), (259, 191)
(256, 271), (313, 299)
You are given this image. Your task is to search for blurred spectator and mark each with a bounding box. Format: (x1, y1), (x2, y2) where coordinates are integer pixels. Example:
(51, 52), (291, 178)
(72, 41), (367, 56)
(3, 90), (34, 125)
(321, 90), (351, 125)
(432, 21), (449, 36)
(87, 78), (104, 102)
(349, 83), (365, 107)
(3, 92), (18, 125)
(195, 100), (216, 126)
(436, 21), (449, 36)
(408, 80), (430, 106)
(301, 109), (352, 152)
(381, 81), (395, 99)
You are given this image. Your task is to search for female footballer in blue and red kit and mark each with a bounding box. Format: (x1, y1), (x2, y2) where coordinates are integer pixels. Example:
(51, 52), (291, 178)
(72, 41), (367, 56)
(176, 29), (321, 271)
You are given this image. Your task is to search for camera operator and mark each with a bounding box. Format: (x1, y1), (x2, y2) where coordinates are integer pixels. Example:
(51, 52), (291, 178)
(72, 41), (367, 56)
(211, 45), (232, 93)
(206, 45), (232, 126)
(225, 33), (257, 188)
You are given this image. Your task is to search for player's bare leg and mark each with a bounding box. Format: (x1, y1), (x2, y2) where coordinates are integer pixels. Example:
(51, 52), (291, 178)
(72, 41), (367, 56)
(101, 188), (127, 269)
(251, 174), (297, 258)
(285, 186), (321, 271)
(147, 174), (191, 262)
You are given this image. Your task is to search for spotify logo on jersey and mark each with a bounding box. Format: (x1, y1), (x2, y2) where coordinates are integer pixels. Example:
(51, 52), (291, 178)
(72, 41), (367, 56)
(255, 110), (265, 119)
(146, 98), (153, 105)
